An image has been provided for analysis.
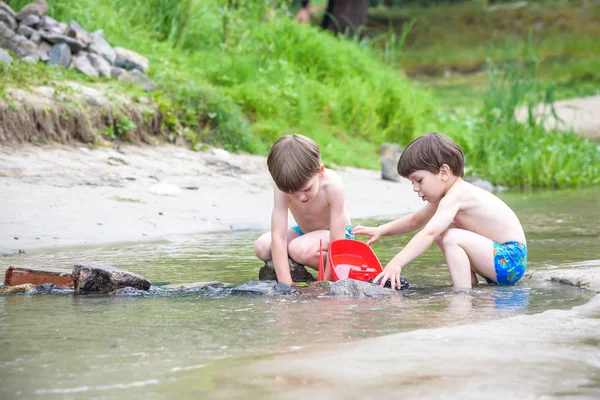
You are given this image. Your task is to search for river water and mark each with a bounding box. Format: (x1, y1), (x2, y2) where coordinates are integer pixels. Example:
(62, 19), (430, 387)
(0, 187), (598, 399)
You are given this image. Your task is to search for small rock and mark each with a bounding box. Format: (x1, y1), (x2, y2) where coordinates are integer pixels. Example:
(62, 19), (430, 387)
(17, 24), (35, 39)
(118, 69), (156, 92)
(15, 0), (48, 21)
(87, 52), (111, 77)
(88, 29), (115, 64)
(260, 258), (315, 282)
(114, 46), (148, 71)
(48, 42), (71, 67)
(20, 14), (39, 28)
(0, 2), (16, 18)
(232, 280), (298, 296)
(0, 10), (17, 30)
(0, 47), (12, 64)
(0, 283), (36, 294)
(73, 53), (98, 77)
(381, 143), (403, 182)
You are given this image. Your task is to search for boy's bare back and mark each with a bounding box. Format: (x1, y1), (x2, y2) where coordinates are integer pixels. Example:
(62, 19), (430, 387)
(436, 179), (526, 244)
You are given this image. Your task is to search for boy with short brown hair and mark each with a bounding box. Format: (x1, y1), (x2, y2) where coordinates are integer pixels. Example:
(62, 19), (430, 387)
(254, 134), (353, 285)
(354, 133), (527, 290)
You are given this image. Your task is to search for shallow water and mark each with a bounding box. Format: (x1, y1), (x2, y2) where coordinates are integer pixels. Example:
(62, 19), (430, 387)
(1, 186), (598, 398)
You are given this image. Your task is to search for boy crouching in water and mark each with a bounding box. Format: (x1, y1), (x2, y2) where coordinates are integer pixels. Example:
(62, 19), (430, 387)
(254, 134), (353, 285)
(354, 133), (527, 290)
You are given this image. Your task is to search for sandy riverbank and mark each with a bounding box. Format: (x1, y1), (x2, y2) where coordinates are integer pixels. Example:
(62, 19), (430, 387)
(0, 143), (423, 254)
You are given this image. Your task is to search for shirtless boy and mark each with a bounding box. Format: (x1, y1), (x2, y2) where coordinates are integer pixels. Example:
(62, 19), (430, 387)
(254, 134), (353, 285)
(353, 133), (527, 290)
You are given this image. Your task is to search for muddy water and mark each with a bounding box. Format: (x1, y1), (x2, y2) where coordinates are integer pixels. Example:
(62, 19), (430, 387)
(0, 187), (598, 399)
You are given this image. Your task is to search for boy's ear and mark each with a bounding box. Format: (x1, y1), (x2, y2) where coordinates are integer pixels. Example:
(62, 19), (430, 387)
(318, 163), (325, 177)
(440, 164), (451, 180)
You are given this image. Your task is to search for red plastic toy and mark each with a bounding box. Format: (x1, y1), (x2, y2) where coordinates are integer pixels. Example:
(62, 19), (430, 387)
(328, 239), (383, 282)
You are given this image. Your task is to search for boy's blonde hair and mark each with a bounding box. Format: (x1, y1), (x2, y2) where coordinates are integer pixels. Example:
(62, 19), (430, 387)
(398, 132), (465, 178)
(267, 134), (321, 193)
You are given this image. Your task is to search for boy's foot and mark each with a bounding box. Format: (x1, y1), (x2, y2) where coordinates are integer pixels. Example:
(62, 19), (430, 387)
(258, 258), (316, 282)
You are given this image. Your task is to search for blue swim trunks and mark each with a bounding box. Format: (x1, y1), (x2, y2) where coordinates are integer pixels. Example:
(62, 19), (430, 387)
(485, 241), (528, 285)
(291, 225), (355, 240)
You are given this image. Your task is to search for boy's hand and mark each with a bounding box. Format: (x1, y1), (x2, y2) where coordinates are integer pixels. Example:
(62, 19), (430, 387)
(351, 225), (382, 246)
(374, 263), (402, 289)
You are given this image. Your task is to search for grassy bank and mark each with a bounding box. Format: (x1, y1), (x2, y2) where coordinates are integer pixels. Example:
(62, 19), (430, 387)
(3, 0), (599, 187)
(4, 0), (430, 169)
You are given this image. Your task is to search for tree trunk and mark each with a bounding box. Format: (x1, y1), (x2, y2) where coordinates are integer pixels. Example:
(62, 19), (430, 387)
(321, 0), (370, 37)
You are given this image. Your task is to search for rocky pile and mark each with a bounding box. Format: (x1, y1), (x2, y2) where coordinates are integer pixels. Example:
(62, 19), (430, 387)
(0, 0), (156, 91)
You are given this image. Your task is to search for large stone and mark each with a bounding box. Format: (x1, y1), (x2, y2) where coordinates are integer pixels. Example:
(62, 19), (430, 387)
(0, 47), (11, 64)
(39, 31), (86, 52)
(0, 2), (16, 18)
(88, 29), (115, 64)
(48, 42), (71, 67)
(0, 10), (16, 30)
(232, 280), (298, 296)
(73, 53), (98, 77)
(17, 24), (35, 39)
(114, 46), (148, 71)
(259, 258), (316, 283)
(381, 143), (403, 182)
(87, 52), (111, 77)
(15, 0), (48, 21)
(65, 20), (91, 45)
(4, 265), (74, 286)
(330, 278), (397, 297)
(72, 263), (151, 294)
(6, 33), (38, 59)
(20, 14), (39, 28)
(118, 69), (156, 92)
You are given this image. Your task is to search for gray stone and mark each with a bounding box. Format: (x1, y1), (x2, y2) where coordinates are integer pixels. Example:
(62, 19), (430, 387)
(39, 31), (86, 52)
(27, 283), (55, 295)
(20, 14), (39, 28)
(17, 24), (35, 39)
(381, 143), (403, 182)
(48, 42), (71, 67)
(259, 258), (316, 283)
(110, 66), (126, 79)
(0, 10), (16, 30)
(161, 281), (227, 291)
(87, 52), (111, 77)
(525, 264), (600, 293)
(37, 15), (58, 32)
(37, 40), (51, 60)
(8, 34), (38, 58)
(114, 46), (148, 71)
(29, 30), (40, 44)
(232, 280), (298, 296)
(21, 53), (38, 63)
(88, 29), (115, 64)
(15, 0), (48, 21)
(330, 278), (397, 297)
(0, 2), (16, 18)
(73, 53), (98, 77)
(65, 20), (91, 44)
(72, 263), (151, 294)
(118, 70), (156, 92)
(0, 47), (11, 64)
(465, 176), (495, 193)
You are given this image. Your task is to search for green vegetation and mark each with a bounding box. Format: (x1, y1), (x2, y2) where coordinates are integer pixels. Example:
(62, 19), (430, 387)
(6, 0), (430, 169)
(3, 0), (599, 187)
(110, 196), (145, 203)
(369, 0), (600, 106)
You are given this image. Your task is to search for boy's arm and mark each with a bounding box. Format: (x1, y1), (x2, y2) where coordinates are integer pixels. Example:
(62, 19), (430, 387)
(271, 188), (293, 285)
(380, 202), (438, 236)
(375, 197), (459, 288)
(327, 181), (347, 242)
(353, 202), (437, 245)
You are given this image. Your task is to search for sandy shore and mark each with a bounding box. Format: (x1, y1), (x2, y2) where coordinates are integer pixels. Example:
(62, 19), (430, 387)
(0, 143), (423, 254)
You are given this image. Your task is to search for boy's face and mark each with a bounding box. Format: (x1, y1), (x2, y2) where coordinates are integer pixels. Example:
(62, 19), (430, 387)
(407, 167), (450, 203)
(290, 164), (324, 203)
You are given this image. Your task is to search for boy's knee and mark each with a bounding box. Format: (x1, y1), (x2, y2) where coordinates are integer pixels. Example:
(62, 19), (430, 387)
(437, 228), (460, 247)
(254, 239), (270, 261)
(288, 242), (312, 264)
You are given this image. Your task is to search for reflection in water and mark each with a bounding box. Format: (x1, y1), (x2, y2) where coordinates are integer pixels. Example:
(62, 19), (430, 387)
(0, 187), (598, 398)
